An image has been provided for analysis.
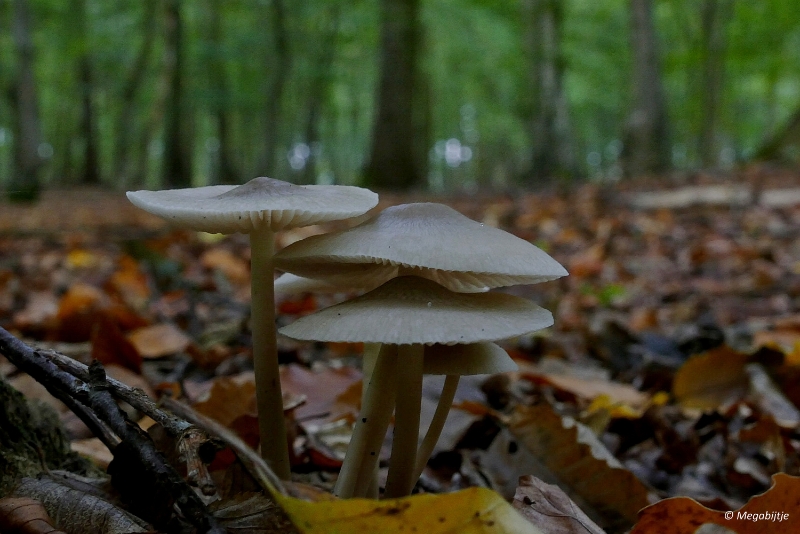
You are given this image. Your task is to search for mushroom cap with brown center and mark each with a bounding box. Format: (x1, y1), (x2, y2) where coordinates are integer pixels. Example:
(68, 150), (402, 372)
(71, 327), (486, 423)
(274, 202), (567, 292)
(278, 275), (553, 345)
(127, 177), (378, 234)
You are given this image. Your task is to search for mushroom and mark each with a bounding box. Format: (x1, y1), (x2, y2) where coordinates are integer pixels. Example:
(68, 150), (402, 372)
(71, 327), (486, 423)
(127, 177), (377, 478)
(278, 275), (553, 497)
(274, 202), (568, 292)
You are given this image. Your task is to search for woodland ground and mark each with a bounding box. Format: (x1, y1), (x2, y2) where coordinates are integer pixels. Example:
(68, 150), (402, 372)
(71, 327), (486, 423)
(2, 164), (800, 533)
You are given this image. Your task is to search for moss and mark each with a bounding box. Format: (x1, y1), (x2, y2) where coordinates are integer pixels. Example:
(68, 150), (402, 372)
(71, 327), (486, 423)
(0, 376), (99, 497)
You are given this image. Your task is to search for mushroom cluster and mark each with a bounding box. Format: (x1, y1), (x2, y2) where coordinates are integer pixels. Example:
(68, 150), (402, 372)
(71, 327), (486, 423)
(127, 177), (378, 479)
(275, 202), (567, 497)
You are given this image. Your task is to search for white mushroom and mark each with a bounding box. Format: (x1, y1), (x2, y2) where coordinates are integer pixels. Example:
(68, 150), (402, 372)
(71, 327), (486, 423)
(127, 177), (377, 478)
(279, 276), (552, 497)
(274, 202), (568, 292)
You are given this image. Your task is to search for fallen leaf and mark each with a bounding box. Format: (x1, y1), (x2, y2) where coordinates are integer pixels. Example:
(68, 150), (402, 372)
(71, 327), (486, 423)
(13, 476), (148, 533)
(523, 372), (649, 408)
(0, 496), (67, 534)
(502, 404), (652, 531)
(275, 487), (545, 534)
(673, 346), (749, 410)
(201, 247), (250, 286)
(91, 314), (142, 372)
(126, 323), (191, 358)
(280, 364), (362, 425)
(194, 373), (257, 427)
(631, 473), (800, 534)
(70, 438), (114, 469)
(512, 475), (606, 534)
(105, 255), (151, 311)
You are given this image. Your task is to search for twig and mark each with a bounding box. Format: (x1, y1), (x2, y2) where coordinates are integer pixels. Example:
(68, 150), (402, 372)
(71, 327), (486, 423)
(0, 326), (224, 534)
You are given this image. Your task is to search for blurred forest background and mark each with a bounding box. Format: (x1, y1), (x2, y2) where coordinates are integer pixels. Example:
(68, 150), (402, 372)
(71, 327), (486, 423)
(2, 0), (800, 199)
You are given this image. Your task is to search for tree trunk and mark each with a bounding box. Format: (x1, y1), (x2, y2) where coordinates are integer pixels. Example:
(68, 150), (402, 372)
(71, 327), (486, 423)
(698, 0), (732, 167)
(259, 0), (291, 177)
(524, 0), (576, 183)
(301, 8), (341, 185)
(162, 0), (193, 188)
(755, 107), (800, 163)
(114, 0), (157, 186)
(204, 0), (238, 185)
(8, 0), (43, 201)
(363, 0), (424, 190)
(75, 0), (100, 185)
(622, 0), (671, 177)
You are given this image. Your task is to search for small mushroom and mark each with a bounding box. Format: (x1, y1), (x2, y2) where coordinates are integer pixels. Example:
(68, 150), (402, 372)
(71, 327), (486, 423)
(275, 202), (568, 292)
(279, 275), (553, 497)
(127, 177), (377, 478)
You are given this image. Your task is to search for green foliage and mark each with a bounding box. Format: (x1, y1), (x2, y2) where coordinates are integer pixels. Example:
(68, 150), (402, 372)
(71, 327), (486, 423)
(1, 0), (799, 190)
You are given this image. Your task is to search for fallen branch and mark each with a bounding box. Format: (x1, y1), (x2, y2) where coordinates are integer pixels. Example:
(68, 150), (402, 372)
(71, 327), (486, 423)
(0, 326), (224, 534)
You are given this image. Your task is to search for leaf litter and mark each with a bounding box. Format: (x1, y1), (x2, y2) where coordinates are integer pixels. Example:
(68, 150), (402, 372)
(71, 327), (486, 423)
(3, 168), (800, 532)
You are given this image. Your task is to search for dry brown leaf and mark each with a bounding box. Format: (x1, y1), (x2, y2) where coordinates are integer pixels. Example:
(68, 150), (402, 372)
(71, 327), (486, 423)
(126, 323), (191, 358)
(13, 476), (148, 533)
(512, 475), (605, 534)
(631, 473), (800, 534)
(105, 255), (151, 311)
(506, 404), (651, 531)
(525, 372), (649, 408)
(280, 364), (362, 425)
(90, 313), (142, 372)
(211, 492), (297, 534)
(673, 346), (749, 410)
(194, 372), (257, 427)
(0, 496), (67, 534)
(201, 248), (250, 286)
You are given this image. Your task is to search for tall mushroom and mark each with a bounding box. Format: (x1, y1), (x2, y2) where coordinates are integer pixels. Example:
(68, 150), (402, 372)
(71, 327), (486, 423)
(274, 202), (567, 292)
(279, 275), (554, 497)
(127, 177), (377, 479)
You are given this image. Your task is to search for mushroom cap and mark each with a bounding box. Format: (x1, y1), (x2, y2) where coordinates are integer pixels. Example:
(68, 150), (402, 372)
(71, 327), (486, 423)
(278, 276), (553, 345)
(423, 342), (518, 375)
(274, 273), (379, 296)
(274, 202), (567, 292)
(126, 177), (378, 234)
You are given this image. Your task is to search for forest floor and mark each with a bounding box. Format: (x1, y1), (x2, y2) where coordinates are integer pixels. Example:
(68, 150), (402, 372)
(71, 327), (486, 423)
(2, 163), (800, 533)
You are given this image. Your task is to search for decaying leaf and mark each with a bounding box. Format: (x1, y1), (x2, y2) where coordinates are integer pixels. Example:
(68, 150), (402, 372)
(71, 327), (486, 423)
(673, 346), (749, 410)
(631, 473), (800, 534)
(126, 323), (192, 359)
(14, 476), (149, 534)
(512, 475), (605, 534)
(0, 496), (67, 534)
(211, 492), (297, 534)
(502, 404), (651, 531)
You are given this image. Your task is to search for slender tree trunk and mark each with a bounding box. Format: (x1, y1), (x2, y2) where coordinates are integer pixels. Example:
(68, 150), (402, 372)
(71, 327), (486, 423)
(8, 0), (43, 201)
(114, 0), (157, 186)
(75, 0), (99, 185)
(162, 0), (193, 188)
(204, 0), (238, 185)
(698, 0), (732, 167)
(622, 0), (671, 177)
(363, 0), (423, 190)
(301, 8), (341, 185)
(524, 0), (576, 183)
(259, 0), (291, 177)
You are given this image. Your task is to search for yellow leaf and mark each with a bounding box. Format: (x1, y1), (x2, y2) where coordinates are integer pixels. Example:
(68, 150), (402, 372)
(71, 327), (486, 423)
(672, 346), (749, 410)
(273, 487), (544, 534)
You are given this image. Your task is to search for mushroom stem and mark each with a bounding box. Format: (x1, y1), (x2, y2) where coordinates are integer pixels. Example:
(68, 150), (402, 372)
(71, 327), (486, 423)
(413, 374), (459, 481)
(334, 344), (398, 498)
(250, 225), (291, 480)
(384, 343), (424, 498)
(361, 341), (381, 498)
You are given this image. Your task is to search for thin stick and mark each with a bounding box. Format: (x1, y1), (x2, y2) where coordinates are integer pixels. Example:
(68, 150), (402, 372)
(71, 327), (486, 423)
(334, 344), (397, 498)
(413, 374), (459, 481)
(250, 226), (291, 480)
(384, 344), (424, 498)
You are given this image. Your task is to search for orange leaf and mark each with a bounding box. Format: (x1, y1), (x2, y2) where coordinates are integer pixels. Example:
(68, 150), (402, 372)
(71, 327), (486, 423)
(631, 473), (800, 534)
(126, 323), (191, 359)
(90, 314), (142, 372)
